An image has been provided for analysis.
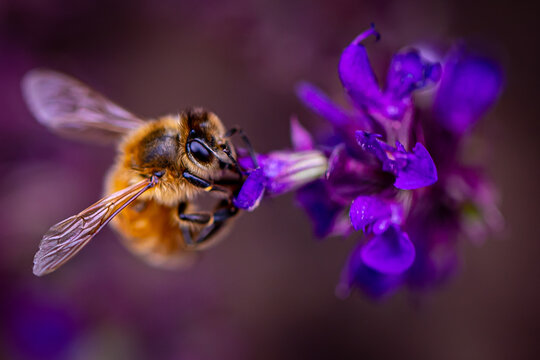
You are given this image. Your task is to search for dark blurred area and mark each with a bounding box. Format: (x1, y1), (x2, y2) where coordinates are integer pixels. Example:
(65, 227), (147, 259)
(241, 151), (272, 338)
(0, 0), (538, 359)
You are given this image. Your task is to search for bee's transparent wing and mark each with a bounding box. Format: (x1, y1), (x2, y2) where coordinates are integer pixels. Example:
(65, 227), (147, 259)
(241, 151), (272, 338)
(22, 69), (145, 143)
(33, 178), (156, 276)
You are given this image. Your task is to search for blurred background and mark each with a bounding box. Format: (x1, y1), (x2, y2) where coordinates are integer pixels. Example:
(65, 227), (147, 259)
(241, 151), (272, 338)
(0, 0), (538, 359)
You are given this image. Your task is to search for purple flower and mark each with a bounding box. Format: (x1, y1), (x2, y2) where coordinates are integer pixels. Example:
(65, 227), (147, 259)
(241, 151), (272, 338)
(291, 26), (440, 287)
(233, 25), (503, 299)
(295, 25), (503, 298)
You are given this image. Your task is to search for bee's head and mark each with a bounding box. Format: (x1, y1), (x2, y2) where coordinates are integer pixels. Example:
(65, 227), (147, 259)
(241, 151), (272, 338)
(183, 108), (237, 174)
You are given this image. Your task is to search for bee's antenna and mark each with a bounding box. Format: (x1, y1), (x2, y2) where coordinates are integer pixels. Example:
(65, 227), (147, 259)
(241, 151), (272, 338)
(224, 127), (259, 169)
(222, 143), (246, 177)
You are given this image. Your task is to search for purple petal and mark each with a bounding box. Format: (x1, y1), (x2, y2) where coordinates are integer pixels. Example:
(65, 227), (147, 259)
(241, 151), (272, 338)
(349, 196), (392, 232)
(233, 168), (266, 211)
(428, 62), (443, 82)
(356, 131), (405, 175)
(296, 82), (351, 128)
(355, 131), (389, 164)
(386, 50), (442, 101)
(237, 152), (261, 170)
(290, 117), (314, 151)
(373, 218), (392, 235)
(296, 82), (374, 151)
(262, 151), (328, 195)
(338, 27), (385, 111)
(337, 241), (403, 299)
(393, 143), (438, 190)
(296, 180), (348, 238)
(360, 225), (416, 274)
(434, 51), (503, 134)
(356, 131), (437, 190)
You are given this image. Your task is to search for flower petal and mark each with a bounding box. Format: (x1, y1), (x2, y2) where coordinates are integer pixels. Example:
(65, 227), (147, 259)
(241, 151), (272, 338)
(355, 131), (390, 164)
(296, 82), (351, 128)
(263, 151), (327, 195)
(290, 117), (314, 151)
(360, 225), (415, 274)
(386, 50), (442, 101)
(337, 241), (403, 299)
(296, 83), (374, 152)
(434, 50), (503, 134)
(233, 168), (266, 211)
(349, 196), (392, 232)
(356, 131), (437, 190)
(338, 26), (383, 110)
(296, 180), (348, 238)
(393, 143), (438, 190)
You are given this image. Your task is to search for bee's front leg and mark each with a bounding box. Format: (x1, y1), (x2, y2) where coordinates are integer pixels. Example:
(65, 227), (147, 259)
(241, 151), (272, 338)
(182, 171), (230, 194)
(178, 200), (238, 247)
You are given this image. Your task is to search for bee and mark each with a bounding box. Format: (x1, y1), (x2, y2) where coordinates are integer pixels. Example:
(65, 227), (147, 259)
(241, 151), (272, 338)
(22, 69), (251, 276)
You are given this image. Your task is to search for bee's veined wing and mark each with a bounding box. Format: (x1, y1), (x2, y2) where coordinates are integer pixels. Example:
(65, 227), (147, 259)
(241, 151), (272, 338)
(33, 177), (158, 276)
(22, 69), (145, 143)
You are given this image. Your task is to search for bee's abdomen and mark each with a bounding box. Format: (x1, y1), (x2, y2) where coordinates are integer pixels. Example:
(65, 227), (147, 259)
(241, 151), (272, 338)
(105, 167), (196, 269)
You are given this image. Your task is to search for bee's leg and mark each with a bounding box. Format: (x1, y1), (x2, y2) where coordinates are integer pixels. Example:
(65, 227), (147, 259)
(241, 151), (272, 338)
(177, 200), (238, 227)
(182, 171), (230, 194)
(178, 200), (238, 247)
(178, 202), (209, 246)
(177, 202), (213, 225)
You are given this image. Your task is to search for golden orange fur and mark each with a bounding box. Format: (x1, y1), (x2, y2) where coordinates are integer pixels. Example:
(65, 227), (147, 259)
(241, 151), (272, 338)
(105, 113), (237, 268)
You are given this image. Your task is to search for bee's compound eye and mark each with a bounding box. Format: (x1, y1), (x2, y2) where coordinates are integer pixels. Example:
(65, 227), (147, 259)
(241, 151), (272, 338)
(188, 140), (212, 164)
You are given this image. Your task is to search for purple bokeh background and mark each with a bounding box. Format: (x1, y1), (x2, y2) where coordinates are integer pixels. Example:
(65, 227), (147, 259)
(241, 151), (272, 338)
(0, 0), (538, 359)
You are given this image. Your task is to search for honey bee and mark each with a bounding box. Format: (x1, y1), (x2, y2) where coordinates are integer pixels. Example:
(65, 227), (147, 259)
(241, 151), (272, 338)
(22, 69), (250, 276)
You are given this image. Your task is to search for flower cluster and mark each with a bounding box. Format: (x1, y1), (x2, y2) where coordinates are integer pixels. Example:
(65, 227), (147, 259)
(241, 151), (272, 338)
(234, 25), (503, 298)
